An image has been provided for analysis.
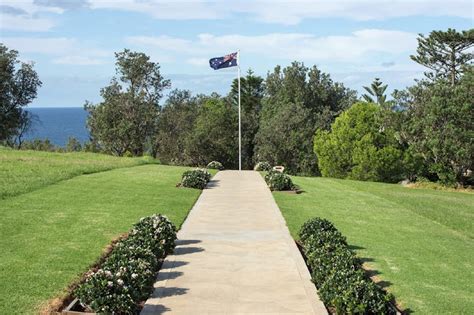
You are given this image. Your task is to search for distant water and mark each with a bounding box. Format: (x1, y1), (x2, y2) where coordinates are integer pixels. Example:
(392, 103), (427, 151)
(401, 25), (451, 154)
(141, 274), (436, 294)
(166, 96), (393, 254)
(25, 107), (89, 146)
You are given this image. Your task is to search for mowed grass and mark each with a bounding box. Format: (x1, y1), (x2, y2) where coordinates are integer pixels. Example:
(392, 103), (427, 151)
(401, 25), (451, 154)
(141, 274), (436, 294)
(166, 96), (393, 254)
(0, 146), (154, 199)
(0, 162), (215, 314)
(274, 176), (473, 314)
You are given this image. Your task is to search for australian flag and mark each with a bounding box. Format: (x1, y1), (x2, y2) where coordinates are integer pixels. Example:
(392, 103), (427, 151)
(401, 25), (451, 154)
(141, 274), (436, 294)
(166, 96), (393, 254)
(209, 52), (238, 70)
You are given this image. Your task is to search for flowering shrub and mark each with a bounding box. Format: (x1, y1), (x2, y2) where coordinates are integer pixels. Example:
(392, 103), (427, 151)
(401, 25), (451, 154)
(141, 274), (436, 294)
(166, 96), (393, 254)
(207, 161), (224, 170)
(299, 218), (395, 314)
(75, 214), (177, 314)
(181, 168), (211, 189)
(254, 161), (272, 171)
(265, 171), (295, 191)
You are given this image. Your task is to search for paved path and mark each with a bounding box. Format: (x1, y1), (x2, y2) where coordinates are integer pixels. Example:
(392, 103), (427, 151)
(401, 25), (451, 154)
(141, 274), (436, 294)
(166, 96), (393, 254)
(142, 171), (326, 314)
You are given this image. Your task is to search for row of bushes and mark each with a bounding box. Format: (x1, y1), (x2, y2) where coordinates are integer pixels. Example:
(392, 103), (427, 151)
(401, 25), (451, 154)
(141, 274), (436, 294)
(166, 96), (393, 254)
(75, 214), (177, 313)
(180, 168), (212, 189)
(207, 161), (224, 170)
(256, 161), (295, 191)
(299, 218), (396, 314)
(264, 169), (295, 191)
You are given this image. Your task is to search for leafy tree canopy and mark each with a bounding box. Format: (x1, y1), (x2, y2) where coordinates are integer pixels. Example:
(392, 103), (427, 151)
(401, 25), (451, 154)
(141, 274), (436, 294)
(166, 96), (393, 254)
(314, 102), (408, 183)
(0, 44), (41, 145)
(362, 78), (388, 105)
(85, 49), (170, 156)
(411, 28), (474, 85)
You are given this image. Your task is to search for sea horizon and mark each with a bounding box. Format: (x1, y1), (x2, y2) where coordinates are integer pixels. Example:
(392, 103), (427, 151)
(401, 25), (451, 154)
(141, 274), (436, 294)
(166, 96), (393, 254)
(25, 107), (89, 146)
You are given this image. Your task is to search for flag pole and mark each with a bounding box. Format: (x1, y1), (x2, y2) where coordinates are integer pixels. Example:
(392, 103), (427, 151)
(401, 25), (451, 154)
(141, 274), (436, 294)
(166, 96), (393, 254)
(237, 50), (241, 171)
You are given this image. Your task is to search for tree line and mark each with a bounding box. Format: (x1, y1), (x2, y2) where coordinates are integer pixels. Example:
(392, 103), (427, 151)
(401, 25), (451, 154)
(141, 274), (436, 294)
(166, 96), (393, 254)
(1, 28), (472, 186)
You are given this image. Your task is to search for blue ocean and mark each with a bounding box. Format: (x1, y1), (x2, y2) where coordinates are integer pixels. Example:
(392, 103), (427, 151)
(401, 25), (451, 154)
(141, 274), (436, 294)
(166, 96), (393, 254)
(25, 107), (90, 147)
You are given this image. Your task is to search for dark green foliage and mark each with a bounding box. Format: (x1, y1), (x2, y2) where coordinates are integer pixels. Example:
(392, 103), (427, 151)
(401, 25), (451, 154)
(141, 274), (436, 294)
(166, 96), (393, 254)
(154, 89), (199, 164)
(389, 67), (474, 186)
(85, 49), (170, 156)
(75, 214), (177, 314)
(264, 170), (295, 191)
(0, 44), (42, 146)
(298, 218), (395, 314)
(362, 78), (388, 105)
(207, 161), (224, 170)
(180, 168), (211, 189)
(299, 217), (339, 243)
(254, 161), (271, 171)
(66, 137), (82, 152)
(228, 70), (265, 169)
(314, 102), (407, 183)
(20, 138), (57, 152)
(411, 28), (473, 85)
(186, 97), (238, 169)
(255, 62), (356, 175)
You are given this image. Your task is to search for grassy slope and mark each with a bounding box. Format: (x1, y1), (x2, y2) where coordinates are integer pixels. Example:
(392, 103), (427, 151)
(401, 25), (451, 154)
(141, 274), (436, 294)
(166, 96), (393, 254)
(0, 153), (215, 314)
(274, 176), (473, 314)
(0, 147), (153, 199)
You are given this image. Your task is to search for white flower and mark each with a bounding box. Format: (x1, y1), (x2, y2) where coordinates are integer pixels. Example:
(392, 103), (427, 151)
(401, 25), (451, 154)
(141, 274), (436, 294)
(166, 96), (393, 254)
(107, 281), (113, 287)
(117, 279), (124, 286)
(132, 273), (138, 279)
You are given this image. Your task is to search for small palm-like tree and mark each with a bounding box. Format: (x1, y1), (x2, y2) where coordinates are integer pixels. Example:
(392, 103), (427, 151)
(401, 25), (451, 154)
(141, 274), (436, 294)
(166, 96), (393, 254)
(362, 78), (388, 105)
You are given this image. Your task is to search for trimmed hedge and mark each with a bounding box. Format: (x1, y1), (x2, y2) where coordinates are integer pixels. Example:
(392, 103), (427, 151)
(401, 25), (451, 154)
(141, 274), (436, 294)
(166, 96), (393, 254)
(75, 214), (177, 314)
(254, 161), (272, 171)
(299, 218), (396, 314)
(264, 170), (295, 191)
(180, 168), (211, 189)
(207, 161), (224, 170)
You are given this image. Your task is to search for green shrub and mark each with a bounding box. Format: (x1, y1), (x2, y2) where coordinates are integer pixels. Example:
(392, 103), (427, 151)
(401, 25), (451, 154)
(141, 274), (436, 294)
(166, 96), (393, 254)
(265, 171), (294, 191)
(298, 217), (395, 314)
(254, 161), (271, 171)
(180, 168), (211, 189)
(207, 161), (224, 170)
(75, 214), (177, 314)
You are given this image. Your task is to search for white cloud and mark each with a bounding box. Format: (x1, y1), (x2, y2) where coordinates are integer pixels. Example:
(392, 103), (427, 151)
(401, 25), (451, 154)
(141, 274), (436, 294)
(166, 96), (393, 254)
(0, 13), (55, 31)
(89, 0), (472, 24)
(186, 57), (209, 66)
(1, 37), (110, 65)
(53, 55), (105, 65)
(127, 29), (418, 64)
(235, 0), (473, 25)
(89, 0), (222, 20)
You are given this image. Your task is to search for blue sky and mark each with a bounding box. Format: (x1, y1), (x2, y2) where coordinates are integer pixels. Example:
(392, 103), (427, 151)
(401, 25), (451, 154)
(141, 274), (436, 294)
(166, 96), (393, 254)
(0, 0), (472, 107)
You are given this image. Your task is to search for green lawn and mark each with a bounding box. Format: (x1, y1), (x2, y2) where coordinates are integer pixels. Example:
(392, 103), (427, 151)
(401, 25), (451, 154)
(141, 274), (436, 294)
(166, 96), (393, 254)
(0, 146), (154, 199)
(0, 155), (215, 314)
(274, 176), (473, 314)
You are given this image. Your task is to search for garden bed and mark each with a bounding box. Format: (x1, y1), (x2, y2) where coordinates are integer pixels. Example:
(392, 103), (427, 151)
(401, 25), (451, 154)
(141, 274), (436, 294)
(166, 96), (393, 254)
(297, 218), (402, 314)
(42, 214), (177, 315)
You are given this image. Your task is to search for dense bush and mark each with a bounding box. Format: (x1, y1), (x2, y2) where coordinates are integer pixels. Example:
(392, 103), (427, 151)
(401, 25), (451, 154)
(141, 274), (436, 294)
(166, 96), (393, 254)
(299, 218), (395, 314)
(314, 102), (407, 183)
(207, 161), (224, 170)
(75, 214), (177, 314)
(264, 170), (294, 191)
(180, 168), (211, 189)
(254, 161), (272, 171)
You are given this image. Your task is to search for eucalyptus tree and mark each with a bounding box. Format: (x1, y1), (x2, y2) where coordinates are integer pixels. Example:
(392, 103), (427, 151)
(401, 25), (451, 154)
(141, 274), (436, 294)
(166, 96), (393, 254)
(0, 44), (41, 145)
(85, 49), (170, 156)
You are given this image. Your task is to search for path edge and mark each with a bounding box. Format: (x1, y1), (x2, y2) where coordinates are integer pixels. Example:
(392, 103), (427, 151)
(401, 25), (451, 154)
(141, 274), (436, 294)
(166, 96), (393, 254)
(258, 173), (328, 315)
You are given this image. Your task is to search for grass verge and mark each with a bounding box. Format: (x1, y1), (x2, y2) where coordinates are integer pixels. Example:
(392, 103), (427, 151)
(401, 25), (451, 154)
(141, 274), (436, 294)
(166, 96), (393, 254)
(0, 147), (154, 199)
(273, 176), (473, 314)
(0, 164), (215, 314)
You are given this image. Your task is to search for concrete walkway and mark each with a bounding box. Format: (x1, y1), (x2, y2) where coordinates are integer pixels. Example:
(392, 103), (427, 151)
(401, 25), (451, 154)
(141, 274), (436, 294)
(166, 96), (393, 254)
(142, 171), (326, 314)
